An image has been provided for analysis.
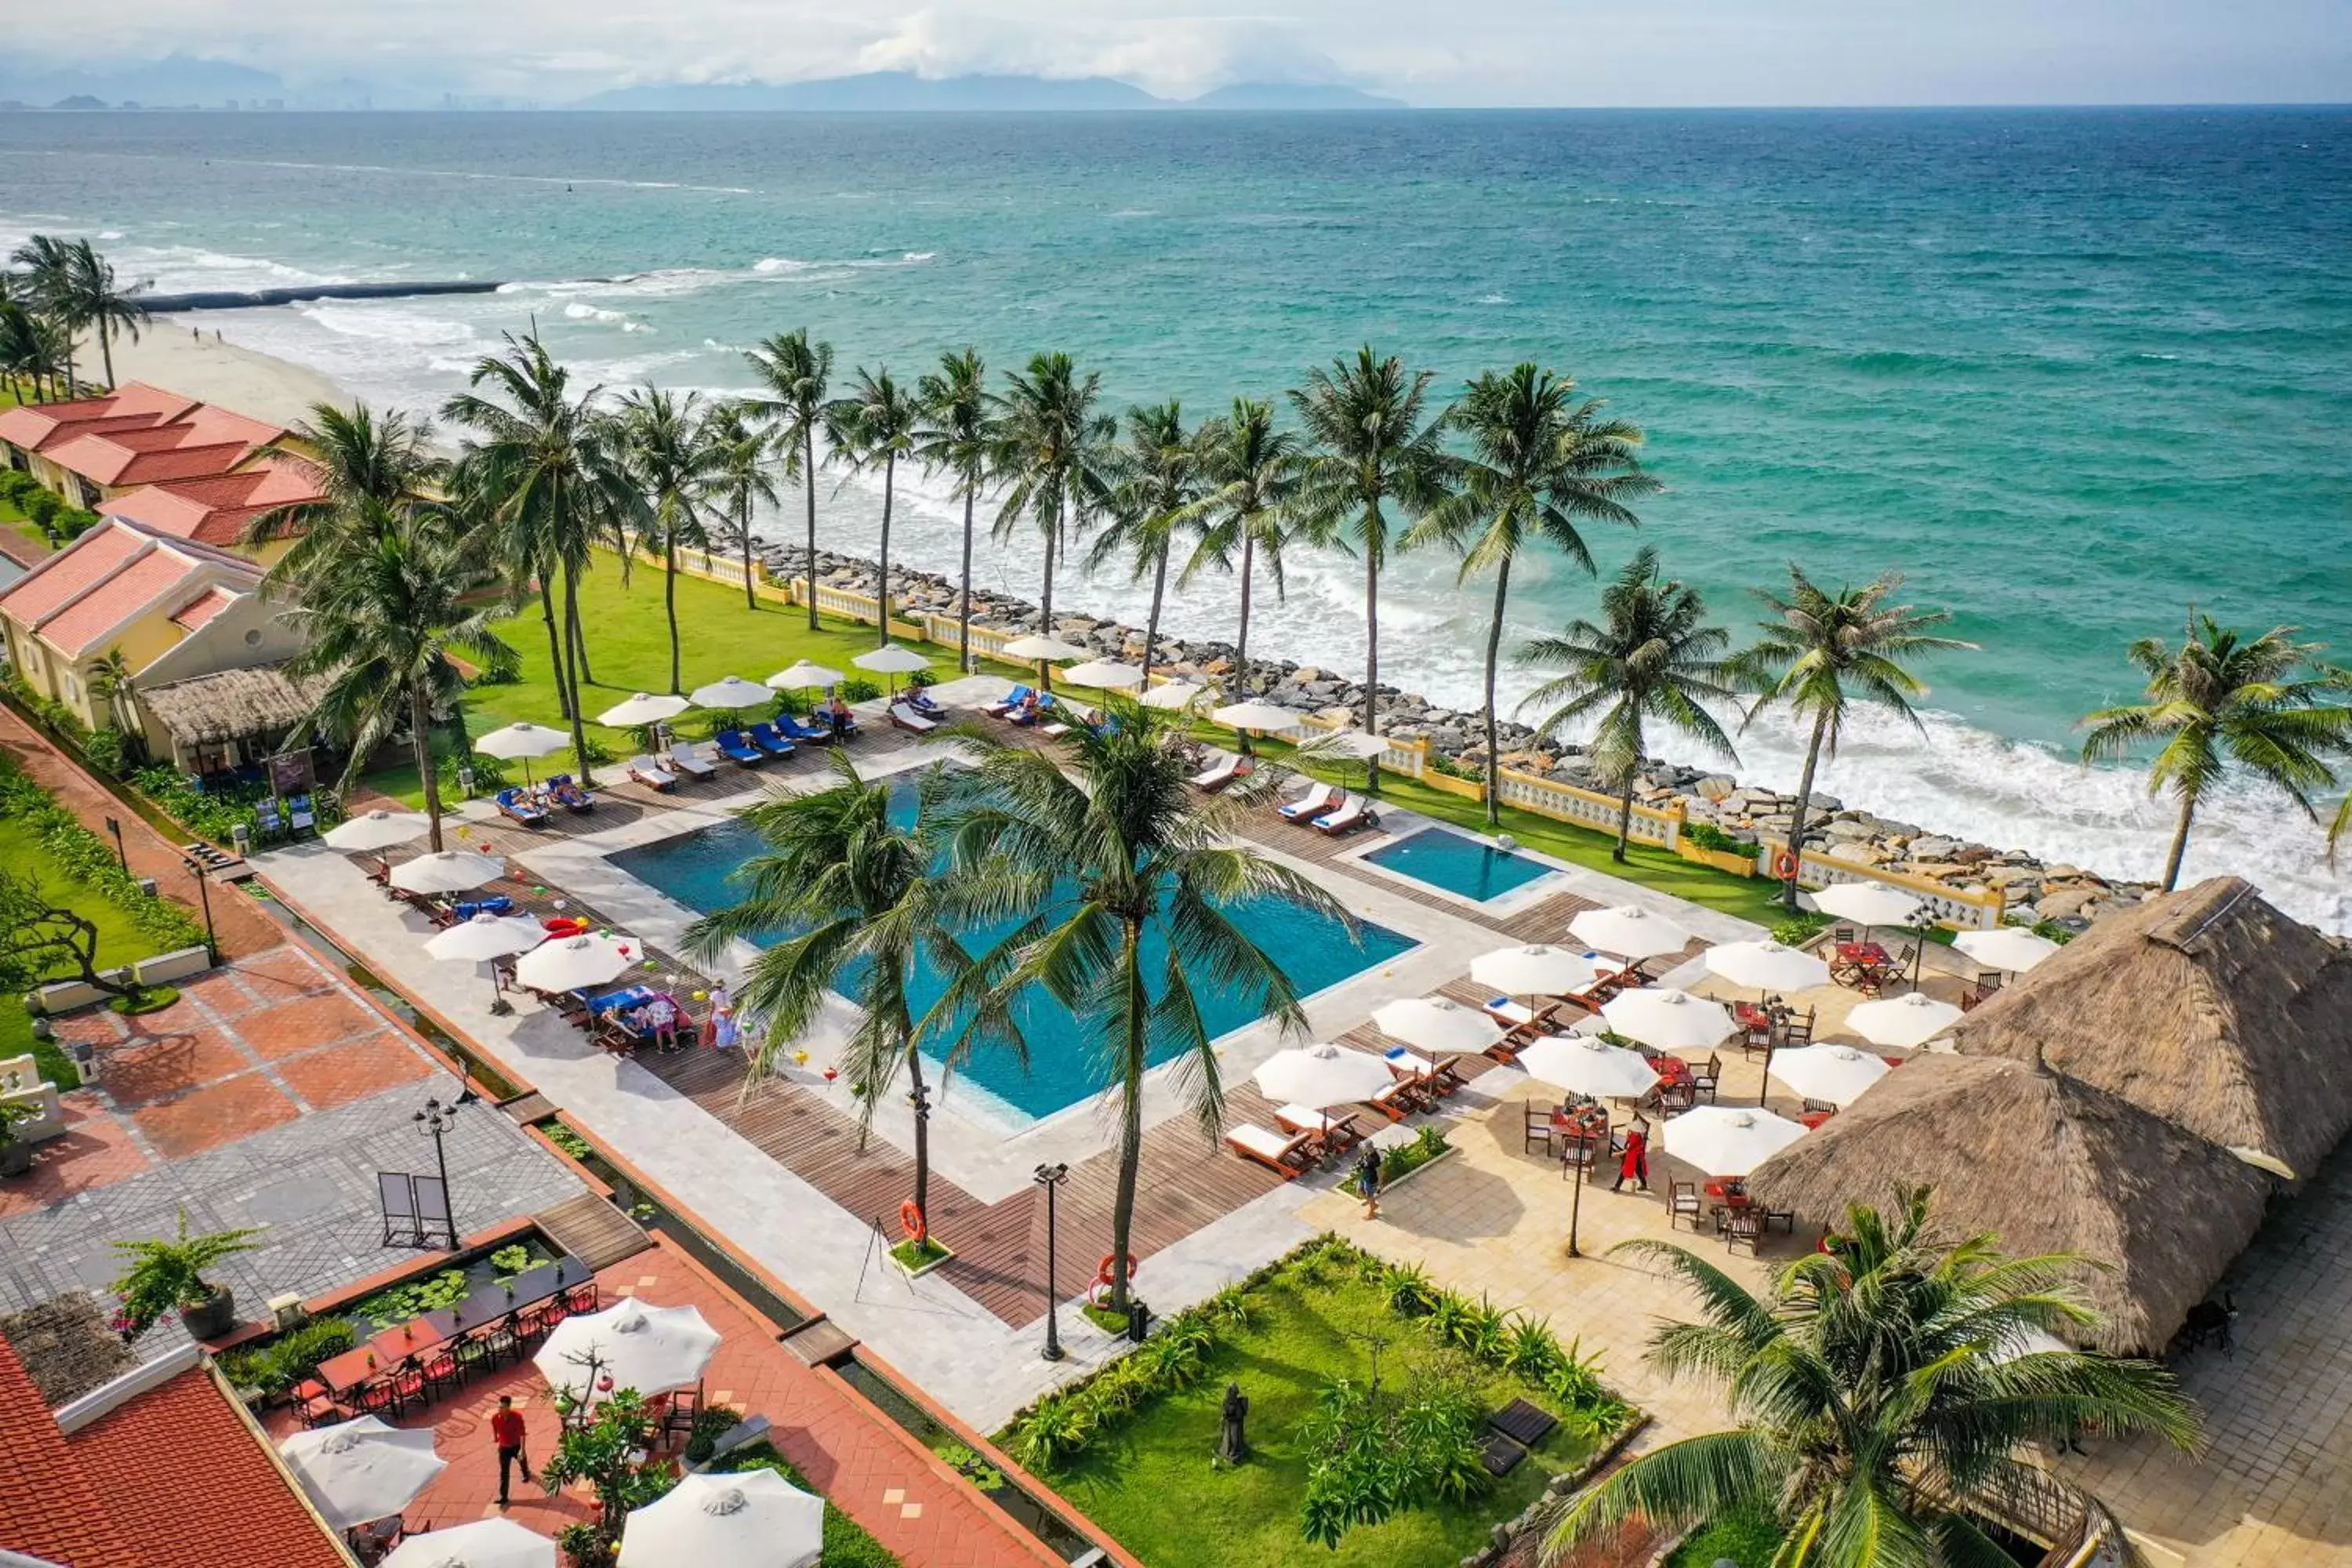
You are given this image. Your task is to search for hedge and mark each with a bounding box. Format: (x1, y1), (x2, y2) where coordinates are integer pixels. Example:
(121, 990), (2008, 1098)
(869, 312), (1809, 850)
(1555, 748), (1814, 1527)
(0, 756), (211, 955)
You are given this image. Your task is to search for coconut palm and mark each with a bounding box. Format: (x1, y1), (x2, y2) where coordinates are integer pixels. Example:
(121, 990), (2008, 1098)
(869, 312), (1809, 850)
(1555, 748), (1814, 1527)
(989, 351), (1116, 688)
(0, 299), (65, 402)
(1290, 347), (1454, 793)
(442, 332), (634, 775)
(1519, 549), (1737, 861)
(9, 236), (80, 395)
(1179, 400), (1302, 731)
(684, 756), (1018, 1234)
(64, 239), (151, 390)
(1087, 401), (1203, 684)
(87, 647), (142, 753)
(913, 349), (993, 671)
(824, 367), (924, 645)
(282, 510), (518, 852)
(1729, 568), (1975, 909)
(946, 700), (1341, 1313)
(1409, 364), (1658, 824)
(2079, 615), (2350, 891)
(1539, 1186), (2201, 1568)
(742, 329), (834, 632)
(702, 400), (781, 611)
(245, 402), (447, 589)
(614, 386), (721, 694)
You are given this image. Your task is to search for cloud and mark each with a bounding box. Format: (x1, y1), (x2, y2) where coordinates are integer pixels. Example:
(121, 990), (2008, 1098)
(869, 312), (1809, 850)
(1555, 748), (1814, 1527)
(852, 7), (1352, 97)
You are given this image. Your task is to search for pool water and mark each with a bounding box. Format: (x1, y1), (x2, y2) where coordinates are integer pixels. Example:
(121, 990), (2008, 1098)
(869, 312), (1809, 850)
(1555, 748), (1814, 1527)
(1361, 827), (1558, 902)
(608, 786), (1415, 1121)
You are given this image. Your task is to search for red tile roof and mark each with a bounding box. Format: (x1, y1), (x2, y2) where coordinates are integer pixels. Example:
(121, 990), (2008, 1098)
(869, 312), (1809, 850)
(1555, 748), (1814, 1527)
(0, 520), (148, 623)
(65, 1359), (348, 1568)
(0, 518), (264, 660)
(97, 456), (329, 546)
(40, 551), (211, 658)
(170, 584), (241, 633)
(0, 383), (201, 455)
(0, 1340), (147, 1568)
(16, 387), (285, 492)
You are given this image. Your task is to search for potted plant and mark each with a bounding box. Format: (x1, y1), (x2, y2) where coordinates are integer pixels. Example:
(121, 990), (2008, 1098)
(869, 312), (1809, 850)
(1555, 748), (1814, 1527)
(0, 1100), (39, 1178)
(110, 1209), (265, 1341)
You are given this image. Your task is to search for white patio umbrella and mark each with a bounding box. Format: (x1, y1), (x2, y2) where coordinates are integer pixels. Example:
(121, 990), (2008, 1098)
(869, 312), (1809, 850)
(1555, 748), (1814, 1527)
(598, 692), (691, 729)
(535, 1300), (720, 1404)
(1515, 1034), (1660, 1101)
(1371, 996), (1503, 1056)
(388, 850), (506, 896)
(1845, 991), (1962, 1049)
(1658, 1105), (1808, 1177)
(620, 1469), (824, 1568)
(1766, 1044), (1892, 1107)
(279, 1416), (448, 1531)
(1600, 986), (1736, 1051)
(1211, 699), (1302, 734)
(382, 1516), (557, 1568)
(425, 913), (546, 963)
(998, 633), (1090, 662)
(514, 931), (637, 994)
(1955, 926), (2061, 973)
(1704, 938), (1831, 996)
(765, 659), (845, 691)
(689, 676), (774, 712)
(1316, 729), (1391, 760)
(1810, 880), (1929, 934)
(1568, 904), (1692, 962)
(325, 808), (434, 852)
(854, 643), (930, 674)
(474, 721), (573, 786)
(1471, 944), (1606, 1000)
(1138, 681), (1203, 711)
(1252, 1043), (1396, 1108)
(1061, 658), (1145, 689)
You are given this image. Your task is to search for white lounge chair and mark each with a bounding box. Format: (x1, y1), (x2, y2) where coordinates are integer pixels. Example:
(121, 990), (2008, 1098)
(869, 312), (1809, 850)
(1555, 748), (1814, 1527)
(1312, 793), (1374, 836)
(1189, 752), (1243, 791)
(626, 756), (678, 792)
(888, 702), (940, 734)
(1279, 781), (1336, 821)
(1225, 1122), (1315, 1179)
(666, 742), (718, 781)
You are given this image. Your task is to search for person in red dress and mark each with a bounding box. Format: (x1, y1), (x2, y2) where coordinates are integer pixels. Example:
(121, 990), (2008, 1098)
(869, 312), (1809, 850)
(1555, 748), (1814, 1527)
(492, 1395), (534, 1508)
(1613, 1115), (1650, 1192)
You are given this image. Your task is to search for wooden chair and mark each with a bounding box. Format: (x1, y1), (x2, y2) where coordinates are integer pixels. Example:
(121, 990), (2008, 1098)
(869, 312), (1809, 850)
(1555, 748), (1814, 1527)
(1741, 1018), (1773, 1061)
(452, 1331), (492, 1383)
(1226, 1122), (1316, 1180)
(1668, 1181), (1705, 1231)
(1690, 1053), (1722, 1102)
(1779, 1009), (1816, 1050)
(1654, 1082), (1698, 1117)
(1523, 1103), (1554, 1156)
(662, 1383), (704, 1446)
(1719, 1207), (1766, 1253)
(1832, 925), (1856, 945)
(421, 1349), (462, 1403)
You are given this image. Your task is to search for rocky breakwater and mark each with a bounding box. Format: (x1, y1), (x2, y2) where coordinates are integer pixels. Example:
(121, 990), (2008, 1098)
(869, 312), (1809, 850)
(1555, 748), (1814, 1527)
(758, 542), (2153, 931)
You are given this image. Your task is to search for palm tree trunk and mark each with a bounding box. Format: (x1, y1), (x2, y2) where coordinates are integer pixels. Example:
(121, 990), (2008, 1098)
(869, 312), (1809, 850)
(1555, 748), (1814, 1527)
(1782, 708), (1831, 910)
(2161, 793), (2196, 891)
(906, 1035), (931, 1227)
(1235, 535), (1257, 757)
(412, 687), (446, 852)
(1362, 523), (1381, 797)
(739, 495), (757, 611)
(957, 481), (976, 673)
(1142, 546), (1169, 685)
(1614, 780), (1638, 863)
(98, 324), (114, 390)
(1040, 510), (1058, 695)
(802, 426), (821, 632)
(1480, 558), (1510, 826)
(539, 576), (571, 720)
(1108, 920), (1146, 1316)
(663, 529), (681, 694)
(876, 452), (895, 646)
(570, 589), (595, 687)
(561, 562), (595, 787)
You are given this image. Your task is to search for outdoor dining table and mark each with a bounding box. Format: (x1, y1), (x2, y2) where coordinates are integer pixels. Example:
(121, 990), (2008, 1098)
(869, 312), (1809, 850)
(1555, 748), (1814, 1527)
(316, 1258), (594, 1395)
(1552, 1103), (1612, 1179)
(1830, 942), (1896, 990)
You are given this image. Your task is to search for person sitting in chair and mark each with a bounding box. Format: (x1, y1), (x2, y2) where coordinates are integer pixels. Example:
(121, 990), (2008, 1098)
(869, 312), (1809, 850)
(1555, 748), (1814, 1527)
(825, 692), (859, 736)
(634, 995), (681, 1051)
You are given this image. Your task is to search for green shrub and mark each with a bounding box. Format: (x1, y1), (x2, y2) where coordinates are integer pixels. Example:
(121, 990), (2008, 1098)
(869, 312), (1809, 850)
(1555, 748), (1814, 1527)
(1769, 911), (1833, 948)
(23, 488), (59, 528)
(0, 757), (209, 955)
(438, 750), (510, 797)
(81, 728), (132, 779)
(1004, 1390), (1094, 1471)
(1381, 1123), (1450, 1183)
(1682, 821), (1750, 855)
(2031, 919), (2076, 945)
(682, 1401), (746, 1465)
(906, 668), (937, 690)
(129, 764), (263, 846)
(1298, 1372), (1491, 1547)
(220, 1318), (361, 1397)
(839, 677), (882, 703)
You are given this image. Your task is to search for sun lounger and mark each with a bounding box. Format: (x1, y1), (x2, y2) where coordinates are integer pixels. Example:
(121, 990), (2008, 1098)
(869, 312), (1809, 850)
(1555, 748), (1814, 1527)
(1369, 1079), (1429, 1120)
(1225, 1122), (1316, 1179)
(889, 701), (940, 734)
(713, 729), (765, 766)
(984, 685), (1033, 719)
(495, 788), (550, 827)
(777, 713), (833, 746)
(452, 895), (514, 920)
(1312, 793), (1376, 836)
(1189, 752), (1245, 791)
(627, 756), (679, 791)
(1482, 998), (1558, 1059)
(1385, 1044), (1465, 1098)
(666, 742), (717, 781)
(747, 721), (798, 758)
(1279, 782), (1336, 821)
(546, 774), (595, 812)
(1272, 1103), (1365, 1156)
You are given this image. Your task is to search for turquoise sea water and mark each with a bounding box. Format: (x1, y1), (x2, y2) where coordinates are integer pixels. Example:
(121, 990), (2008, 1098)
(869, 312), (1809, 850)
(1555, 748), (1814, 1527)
(3, 109), (2347, 925)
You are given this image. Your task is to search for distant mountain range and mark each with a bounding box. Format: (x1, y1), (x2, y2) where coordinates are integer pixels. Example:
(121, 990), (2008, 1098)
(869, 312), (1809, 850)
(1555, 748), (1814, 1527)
(576, 72), (1408, 112)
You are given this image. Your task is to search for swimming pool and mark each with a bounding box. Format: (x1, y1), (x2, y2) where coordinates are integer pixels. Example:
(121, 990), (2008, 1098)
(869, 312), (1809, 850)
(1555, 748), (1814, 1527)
(1360, 827), (1558, 903)
(608, 786), (1416, 1121)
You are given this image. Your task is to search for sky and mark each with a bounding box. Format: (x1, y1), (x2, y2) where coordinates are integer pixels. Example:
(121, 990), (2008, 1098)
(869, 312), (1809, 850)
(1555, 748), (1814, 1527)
(7, 0), (2352, 106)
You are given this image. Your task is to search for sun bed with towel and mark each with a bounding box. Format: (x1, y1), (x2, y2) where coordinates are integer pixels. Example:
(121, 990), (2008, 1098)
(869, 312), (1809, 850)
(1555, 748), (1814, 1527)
(1272, 1103), (1364, 1156)
(1385, 1044), (1465, 1097)
(546, 775), (595, 812)
(984, 684), (1033, 719)
(1368, 1078), (1431, 1120)
(1189, 752), (1246, 791)
(714, 729), (765, 766)
(1312, 793), (1376, 836)
(1225, 1122), (1316, 1179)
(495, 787), (550, 827)
(747, 721), (798, 758)
(666, 742), (717, 781)
(778, 712), (834, 746)
(1279, 781), (1335, 821)
(627, 756), (679, 791)
(889, 701), (940, 734)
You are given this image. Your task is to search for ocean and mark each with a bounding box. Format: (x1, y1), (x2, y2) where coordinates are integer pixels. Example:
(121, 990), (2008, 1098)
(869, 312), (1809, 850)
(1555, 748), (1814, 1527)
(4, 107), (2348, 927)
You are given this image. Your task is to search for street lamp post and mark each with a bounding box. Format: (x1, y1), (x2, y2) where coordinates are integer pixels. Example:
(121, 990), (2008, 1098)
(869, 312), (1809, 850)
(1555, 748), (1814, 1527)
(180, 855), (219, 966)
(103, 815), (127, 871)
(1033, 1162), (1069, 1362)
(413, 1095), (460, 1250)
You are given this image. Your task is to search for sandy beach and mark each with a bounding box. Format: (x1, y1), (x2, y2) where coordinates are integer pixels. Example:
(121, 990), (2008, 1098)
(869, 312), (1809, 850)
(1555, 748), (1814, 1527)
(98, 315), (354, 427)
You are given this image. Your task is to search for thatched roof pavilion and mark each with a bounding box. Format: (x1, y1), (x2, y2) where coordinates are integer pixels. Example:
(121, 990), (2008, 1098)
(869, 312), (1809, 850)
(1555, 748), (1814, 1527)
(1743, 1053), (2271, 1354)
(1951, 877), (2352, 1181)
(139, 662), (327, 763)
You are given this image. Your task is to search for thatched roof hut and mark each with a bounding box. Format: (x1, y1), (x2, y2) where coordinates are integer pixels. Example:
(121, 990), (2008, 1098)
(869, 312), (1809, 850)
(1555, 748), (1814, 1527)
(1951, 877), (2352, 1181)
(139, 662), (327, 751)
(1743, 1052), (2271, 1353)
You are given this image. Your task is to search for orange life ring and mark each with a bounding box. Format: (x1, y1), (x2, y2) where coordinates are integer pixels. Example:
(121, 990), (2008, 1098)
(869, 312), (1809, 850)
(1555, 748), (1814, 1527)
(1771, 849), (1801, 881)
(1094, 1253), (1137, 1287)
(899, 1200), (927, 1243)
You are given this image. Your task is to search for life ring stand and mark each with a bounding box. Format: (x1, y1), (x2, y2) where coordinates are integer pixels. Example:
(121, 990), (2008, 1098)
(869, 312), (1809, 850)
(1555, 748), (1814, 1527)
(899, 1200), (927, 1244)
(1771, 848), (1801, 882)
(1087, 1253), (1138, 1304)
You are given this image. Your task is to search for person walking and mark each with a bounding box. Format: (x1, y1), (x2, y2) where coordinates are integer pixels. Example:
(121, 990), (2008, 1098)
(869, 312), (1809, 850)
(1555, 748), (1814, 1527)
(1354, 1142), (1384, 1220)
(491, 1394), (533, 1508)
(1613, 1114), (1650, 1192)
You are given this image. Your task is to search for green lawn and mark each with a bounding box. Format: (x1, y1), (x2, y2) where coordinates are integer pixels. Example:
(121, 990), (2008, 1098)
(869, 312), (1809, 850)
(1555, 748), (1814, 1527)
(1664, 1504), (1788, 1568)
(1022, 1265), (1596, 1568)
(0, 815), (171, 1090)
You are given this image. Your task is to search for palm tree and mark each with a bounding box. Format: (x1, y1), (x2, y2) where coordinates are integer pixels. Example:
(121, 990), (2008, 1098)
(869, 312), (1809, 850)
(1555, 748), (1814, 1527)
(1178, 400), (1301, 731)
(615, 386), (720, 694)
(64, 239), (151, 390)
(10, 236), (80, 395)
(1409, 365), (1658, 824)
(88, 647), (141, 750)
(245, 402), (446, 587)
(1290, 347), (1454, 793)
(946, 700), (1341, 1313)
(2079, 615), (2350, 891)
(442, 332), (634, 778)
(684, 756), (1018, 1234)
(1519, 549), (1737, 861)
(1087, 401), (1203, 684)
(913, 350), (992, 671)
(1539, 1187), (2201, 1568)
(989, 351), (1116, 688)
(824, 367), (924, 645)
(742, 329), (834, 632)
(702, 401), (780, 611)
(1729, 568), (1974, 909)
(282, 510), (518, 851)
(0, 299), (64, 402)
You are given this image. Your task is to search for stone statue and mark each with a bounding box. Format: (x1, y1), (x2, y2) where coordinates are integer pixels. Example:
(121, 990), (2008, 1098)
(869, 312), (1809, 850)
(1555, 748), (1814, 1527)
(1216, 1381), (1250, 1463)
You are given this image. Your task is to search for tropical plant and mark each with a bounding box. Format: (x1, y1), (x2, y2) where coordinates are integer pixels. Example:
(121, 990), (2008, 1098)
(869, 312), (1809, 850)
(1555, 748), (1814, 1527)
(543, 1385), (673, 1537)
(824, 366), (924, 644)
(1519, 547), (1739, 860)
(1537, 1187), (2202, 1568)
(1298, 1370), (1492, 1547)
(702, 399), (781, 610)
(64, 238), (151, 390)
(85, 646), (142, 749)
(246, 401), (448, 592)
(281, 509), (519, 850)
(9, 235), (82, 394)
(109, 1210), (265, 1338)
(615, 385), (720, 694)
(989, 351), (1116, 685)
(1410, 364), (1658, 822)
(913, 348), (993, 670)
(946, 699), (1341, 1312)
(0, 298), (67, 402)
(1087, 401), (1204, 684)
(1728, 568), (1974, 908)
(1290, 347), (1454, 791)
(742, 328), (835, 631)
(1178, 397), (1302, 726)
(2079, 614), (2350, 891)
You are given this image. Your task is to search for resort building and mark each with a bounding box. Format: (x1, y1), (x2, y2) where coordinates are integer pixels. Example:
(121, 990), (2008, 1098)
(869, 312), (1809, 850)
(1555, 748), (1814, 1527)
(94, 455), (328, 556)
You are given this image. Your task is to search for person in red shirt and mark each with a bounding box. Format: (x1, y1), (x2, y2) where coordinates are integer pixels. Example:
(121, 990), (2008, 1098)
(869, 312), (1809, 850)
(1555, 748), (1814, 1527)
(491, 1395), (533, 1507)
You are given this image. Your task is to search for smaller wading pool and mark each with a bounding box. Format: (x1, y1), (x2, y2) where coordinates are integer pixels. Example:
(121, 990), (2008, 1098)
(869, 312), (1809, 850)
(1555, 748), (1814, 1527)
(1361, 826), (1556, 902)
